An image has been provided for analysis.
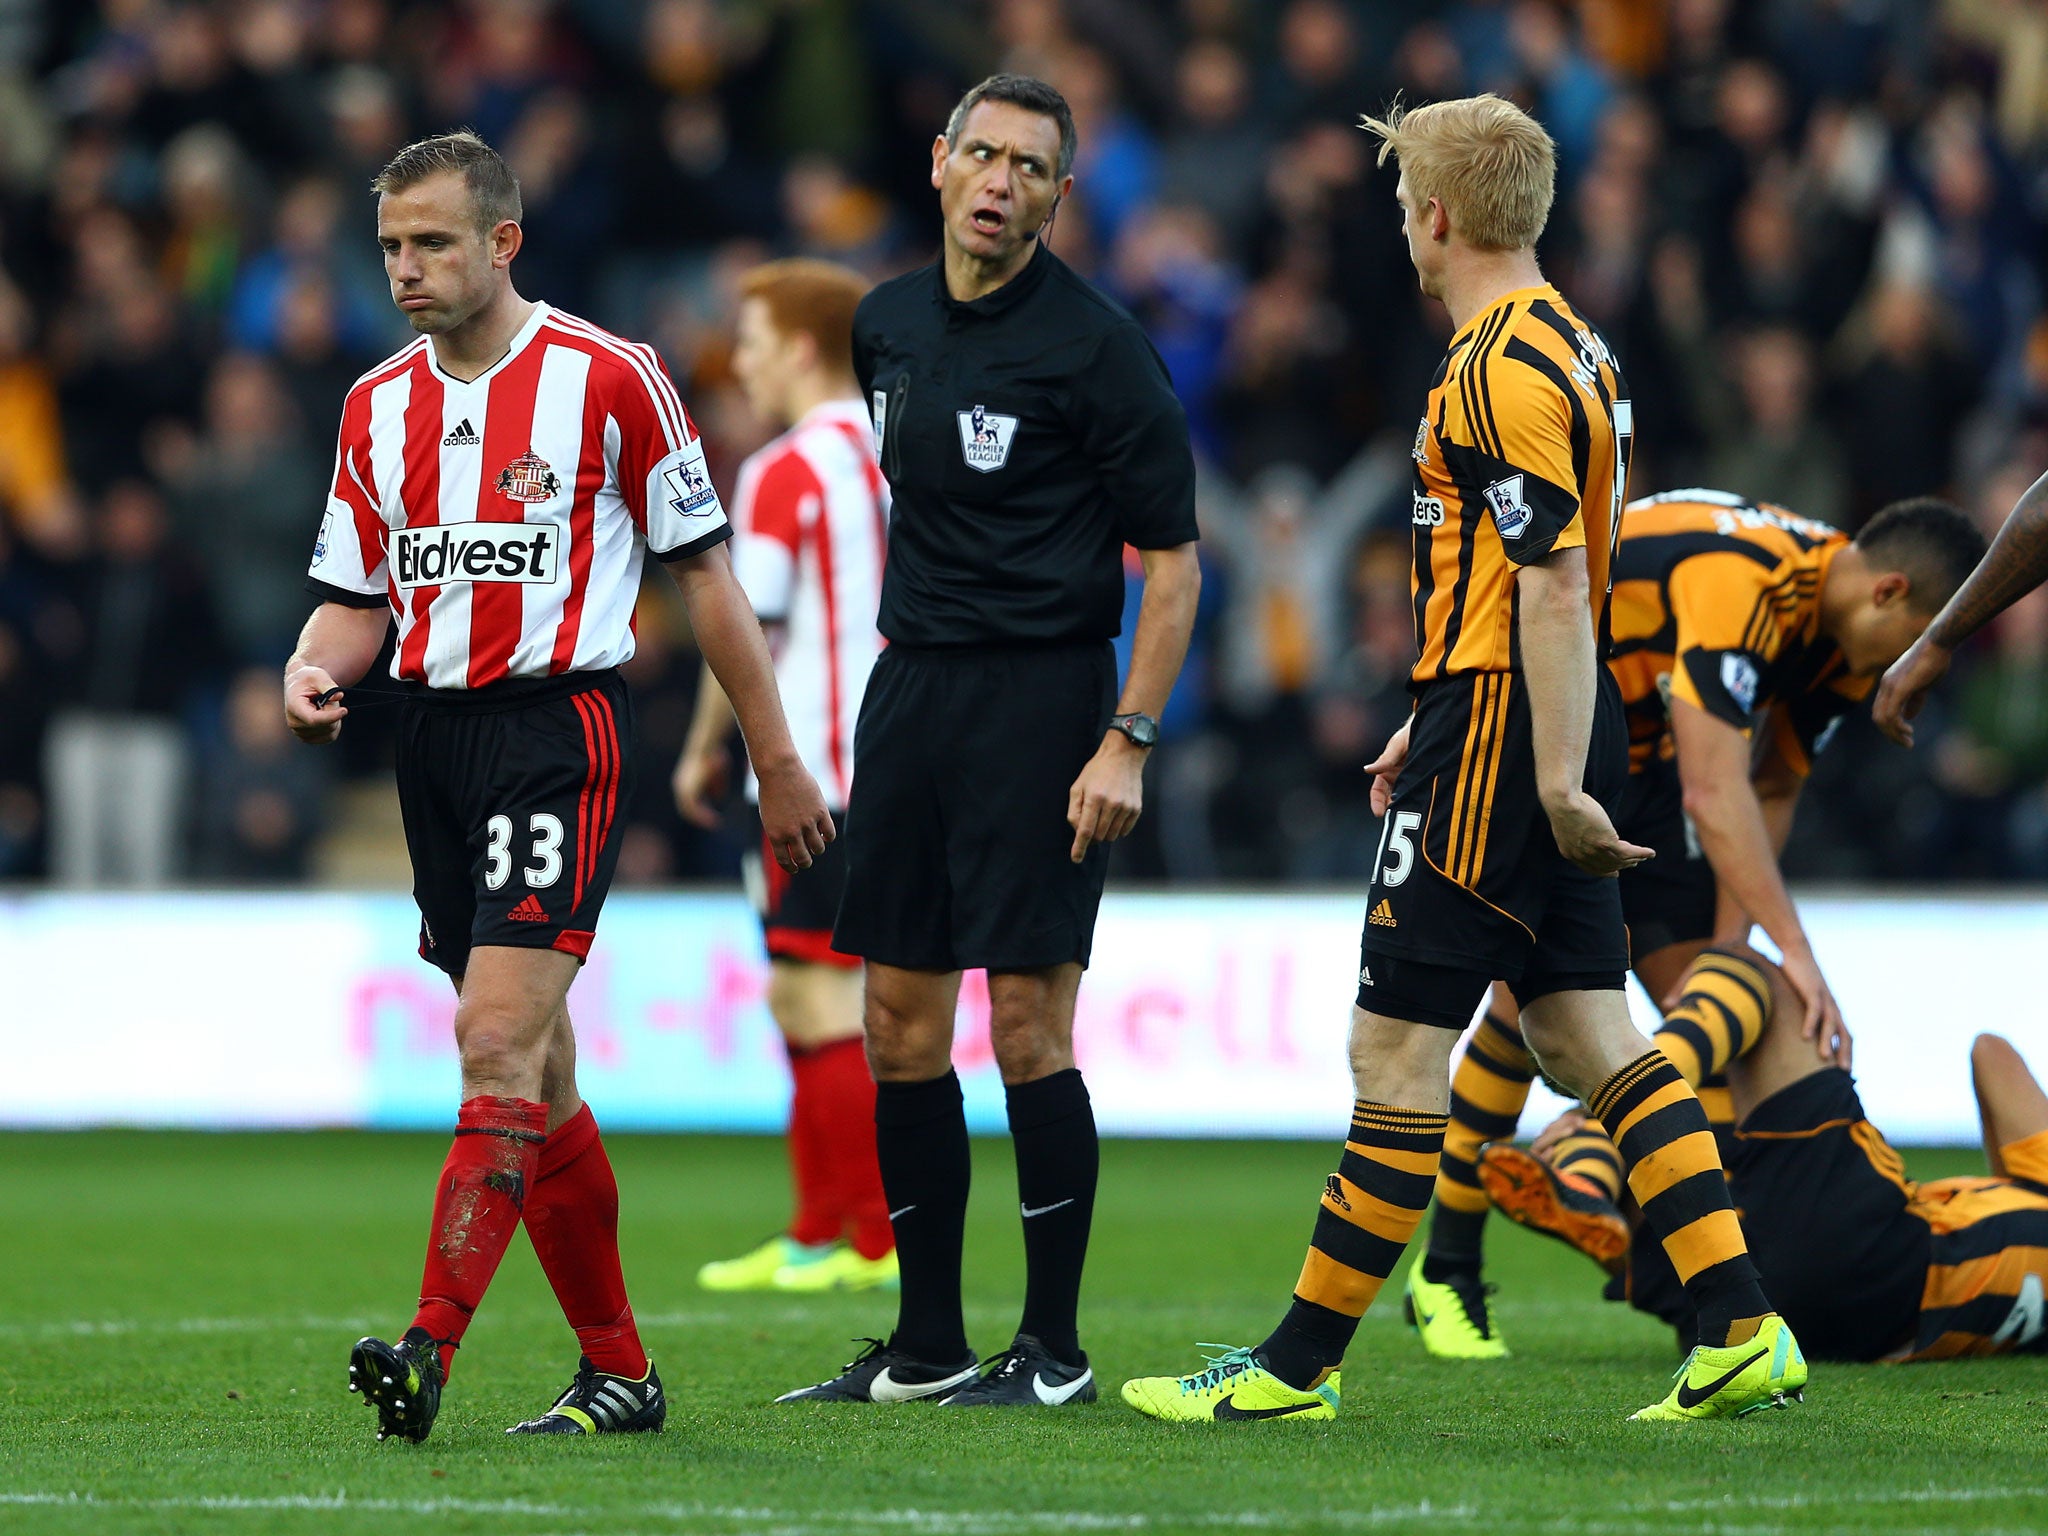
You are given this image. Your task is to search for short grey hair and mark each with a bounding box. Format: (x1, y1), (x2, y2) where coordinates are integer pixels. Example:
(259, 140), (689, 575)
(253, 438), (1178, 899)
(371, 130), (522, 234)
(943, 74), (1077, 180)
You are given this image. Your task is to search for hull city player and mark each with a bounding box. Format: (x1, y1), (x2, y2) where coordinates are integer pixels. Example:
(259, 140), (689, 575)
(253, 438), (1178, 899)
(675, 260), (897, 1296)
(282, 132), (830, 1444)
(1124, 96), (1805, 1425)
(777, 75), (1201, 1409)
(1501, 950), (2048, 1365)
(1404, 491), (1984, 1357)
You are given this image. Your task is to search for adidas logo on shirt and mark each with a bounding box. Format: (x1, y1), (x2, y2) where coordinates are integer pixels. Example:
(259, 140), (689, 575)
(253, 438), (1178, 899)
(1368, 899), (1397, 928)
(443, 417), (480, 446)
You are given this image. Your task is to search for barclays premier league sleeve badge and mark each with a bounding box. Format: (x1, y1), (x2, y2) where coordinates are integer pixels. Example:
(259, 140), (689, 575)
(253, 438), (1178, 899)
(956, 403), (1019, 472)
(1483, 474), (1534, 540)
(661, 437), (722, 519)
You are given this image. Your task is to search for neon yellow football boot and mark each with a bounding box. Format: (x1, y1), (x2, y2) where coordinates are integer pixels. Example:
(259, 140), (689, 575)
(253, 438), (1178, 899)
(1631, 1313), (1807, 1421)
(773, 1244), (900, 1293)
(698, 1235), (823, 1292)
(1121, 1344), (1339, 1423)
(1404, 1264), (1509, 1359)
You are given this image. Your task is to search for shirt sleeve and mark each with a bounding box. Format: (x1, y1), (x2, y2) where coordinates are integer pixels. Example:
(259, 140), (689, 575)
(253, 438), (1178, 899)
(728, 446), (813, 621)
(1665, 555), (1779, 729)
(1468, 355), (1585, 567)
(1075, 320), (1199, 549)
(1767, 670), (1872, 778)
(305, 388), (389, 609)
(607, 346), (733, 563)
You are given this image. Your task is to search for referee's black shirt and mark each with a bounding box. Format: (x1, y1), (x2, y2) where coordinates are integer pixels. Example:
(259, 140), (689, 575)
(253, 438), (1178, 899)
(854, 244), (1198, 649)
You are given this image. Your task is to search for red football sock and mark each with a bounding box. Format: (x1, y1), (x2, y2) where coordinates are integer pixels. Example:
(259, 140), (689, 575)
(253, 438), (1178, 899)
(524, 1104), (647, 1378)
(786, 1041), (844, 1248)
(412, 1095), (549, 1379)
(807, 1036), (893, 1260)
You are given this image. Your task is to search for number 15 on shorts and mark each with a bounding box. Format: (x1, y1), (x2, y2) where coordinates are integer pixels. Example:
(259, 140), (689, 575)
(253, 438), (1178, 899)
(484, 813), (565, 890)
(1375, 810), (1421, 890)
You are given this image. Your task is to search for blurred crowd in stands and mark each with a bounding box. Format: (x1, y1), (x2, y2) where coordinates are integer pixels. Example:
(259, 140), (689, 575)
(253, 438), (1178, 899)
(3, 0), (2048, 888)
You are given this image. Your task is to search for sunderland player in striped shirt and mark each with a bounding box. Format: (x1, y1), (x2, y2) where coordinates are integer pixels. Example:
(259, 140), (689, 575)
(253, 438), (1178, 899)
(281, 132), (831, 1444)
(673, 260), (897, 1296)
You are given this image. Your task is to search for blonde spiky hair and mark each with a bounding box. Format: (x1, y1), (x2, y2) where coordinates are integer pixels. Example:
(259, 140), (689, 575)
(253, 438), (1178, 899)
(1359, 94), (1556, 252)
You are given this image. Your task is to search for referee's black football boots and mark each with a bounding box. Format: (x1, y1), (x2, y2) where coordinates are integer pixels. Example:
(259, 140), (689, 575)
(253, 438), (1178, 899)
(348, 1327), (445, 1444)
(775, 1337), (980, 1403)
(507, 1356), (666, 1434)
(937, 1334), (1097, 1407)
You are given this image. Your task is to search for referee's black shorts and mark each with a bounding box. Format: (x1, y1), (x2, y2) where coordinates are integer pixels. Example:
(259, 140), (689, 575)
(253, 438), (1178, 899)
(397, 669), (633, 978)
(833, 642), (1116, 972)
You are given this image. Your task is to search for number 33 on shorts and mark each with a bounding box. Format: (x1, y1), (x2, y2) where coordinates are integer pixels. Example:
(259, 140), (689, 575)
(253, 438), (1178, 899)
(483, 813), (565, 891)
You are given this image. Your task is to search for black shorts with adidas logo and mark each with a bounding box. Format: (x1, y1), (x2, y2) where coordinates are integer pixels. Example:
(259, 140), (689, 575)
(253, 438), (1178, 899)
(397, 669), (633, 978)
(1356, 669), (1631, 1030)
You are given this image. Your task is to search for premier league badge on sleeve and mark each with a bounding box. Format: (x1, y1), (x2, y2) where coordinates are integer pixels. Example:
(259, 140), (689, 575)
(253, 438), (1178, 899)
(1483, 474), (1534, 539)
(956, 403), (1019, 473)
(660, 436), (722, 518)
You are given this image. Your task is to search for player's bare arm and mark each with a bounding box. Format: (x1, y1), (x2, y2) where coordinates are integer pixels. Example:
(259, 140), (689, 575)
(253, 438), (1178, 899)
(1876, 468), (2048, 744)
(1671, 698), (1845, 1062)
(283, 603), (392, 744)
(1066, 542), (1199, 862)
(1516, 546), (1653, 876)
(666, 543), (832, 870)
(673, 665), (740, 828)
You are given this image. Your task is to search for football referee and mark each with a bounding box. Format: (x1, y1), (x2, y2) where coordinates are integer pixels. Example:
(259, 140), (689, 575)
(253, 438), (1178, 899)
(778, 74), (1200, 1409)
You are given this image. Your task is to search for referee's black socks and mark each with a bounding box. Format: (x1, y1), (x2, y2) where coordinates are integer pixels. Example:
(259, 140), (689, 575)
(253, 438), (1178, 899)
(1007, 1068), (1097, 1368)
(875, 1070), (973, 1364)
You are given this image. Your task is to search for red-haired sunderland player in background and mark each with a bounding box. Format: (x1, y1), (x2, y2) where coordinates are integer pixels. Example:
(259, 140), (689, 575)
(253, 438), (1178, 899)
(675, 259), (897, 1296)
(283, 132), (831, 1444)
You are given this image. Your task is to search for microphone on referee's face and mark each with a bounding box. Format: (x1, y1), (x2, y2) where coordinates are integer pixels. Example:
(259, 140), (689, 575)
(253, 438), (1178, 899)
(1035, 192), (1062, 247)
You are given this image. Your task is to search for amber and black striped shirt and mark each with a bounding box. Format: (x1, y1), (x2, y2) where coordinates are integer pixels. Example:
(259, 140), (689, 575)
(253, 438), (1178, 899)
(1408, 283), (1632, 687)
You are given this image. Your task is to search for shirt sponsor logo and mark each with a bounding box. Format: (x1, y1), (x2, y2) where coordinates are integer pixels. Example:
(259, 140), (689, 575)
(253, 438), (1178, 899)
(495, 449), (562, 504)
(392, 522), (560, 589)
(956, 403), (1019, 472)
(1720, 652), (1761, 714)
(1412, 491), (1445, 527)
(661, 438), (721, 518)
(1483, 474), (1533, 539)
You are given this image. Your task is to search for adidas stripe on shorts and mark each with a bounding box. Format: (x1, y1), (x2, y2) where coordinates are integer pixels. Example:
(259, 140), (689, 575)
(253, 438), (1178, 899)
(397, 668), (633, 977)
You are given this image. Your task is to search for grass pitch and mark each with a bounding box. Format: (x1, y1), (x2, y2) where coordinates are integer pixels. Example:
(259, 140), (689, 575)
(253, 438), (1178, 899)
(2, 1131), (2043, 1536)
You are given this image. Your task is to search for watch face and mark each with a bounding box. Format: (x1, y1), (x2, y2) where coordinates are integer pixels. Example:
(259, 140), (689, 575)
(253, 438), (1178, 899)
(1120, 714), (1158, 746)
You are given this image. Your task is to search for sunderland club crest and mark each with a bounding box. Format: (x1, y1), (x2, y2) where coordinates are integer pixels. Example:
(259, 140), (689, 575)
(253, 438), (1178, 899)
(496, 450), (562, 504)
(956, 403), (1019, 472)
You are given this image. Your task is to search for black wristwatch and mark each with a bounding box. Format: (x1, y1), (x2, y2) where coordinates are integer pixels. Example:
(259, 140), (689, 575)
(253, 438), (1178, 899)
(1109, 711), (1159, 749)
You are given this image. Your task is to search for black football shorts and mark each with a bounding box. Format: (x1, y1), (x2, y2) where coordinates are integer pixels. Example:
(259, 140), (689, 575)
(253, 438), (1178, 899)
(397, 669), (633, 978)
(1357, 669), (1631, 1029)
(745, 805), (859, 968)
(833, 641), (1116, 972)
(1613, 755), (1716, 959)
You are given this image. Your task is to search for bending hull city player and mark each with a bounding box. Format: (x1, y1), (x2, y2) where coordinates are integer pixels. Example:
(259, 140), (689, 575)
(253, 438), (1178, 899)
(283, 131), (829, 1444)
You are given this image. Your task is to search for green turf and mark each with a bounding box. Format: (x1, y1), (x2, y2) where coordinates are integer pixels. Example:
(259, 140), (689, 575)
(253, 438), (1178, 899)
(2, 1131), (2043, 1536)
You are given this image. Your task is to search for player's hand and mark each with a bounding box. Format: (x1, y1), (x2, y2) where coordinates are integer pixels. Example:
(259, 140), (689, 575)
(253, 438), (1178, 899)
(1780, 946), (1852, 1069)
(1068, 733), (1146, 863)
(1364, 719), (1413, 818)
(756, 758), (833, 872)
(1530, 1108), (1589, 1161)
(1872, 636), (1952, 747)
(1542, 788), (1655, 876)
(672, 741), (730, 829)
(283, 665), (348, 745)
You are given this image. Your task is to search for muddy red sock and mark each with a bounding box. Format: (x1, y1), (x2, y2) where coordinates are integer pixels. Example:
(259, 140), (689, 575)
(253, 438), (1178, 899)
(807, 1036), (891, 1259)
(412, 1095), (548, 1379)
(524, 1104), (647, 1378)
(786, 1042), (843, 1247)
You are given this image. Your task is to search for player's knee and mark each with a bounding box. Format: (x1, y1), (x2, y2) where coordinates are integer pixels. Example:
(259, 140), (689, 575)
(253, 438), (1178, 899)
(990, 1010), (1073, 1083)
(861, 993), (948, 1080)
(454, 1005), (548, 1087)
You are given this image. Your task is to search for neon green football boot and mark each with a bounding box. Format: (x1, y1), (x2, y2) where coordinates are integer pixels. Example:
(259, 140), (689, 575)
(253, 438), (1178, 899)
(773, 1244), (900, 1293)
(1121, 1344), (1339, 1423)
(1631, 1313), (1807, 1421)
(698, 1235), (827, 1292)
(1404, 1264), (1509, 1359)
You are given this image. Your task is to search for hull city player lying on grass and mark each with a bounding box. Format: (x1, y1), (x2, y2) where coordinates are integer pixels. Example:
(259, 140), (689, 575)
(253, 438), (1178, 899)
(1125, 95), (1805, 1427)
(676, 260), (898, 1298)
(1493, 947), (2048, 1363)
(283, 132), (830, 1445)
(1404, 489), (1984, 1358)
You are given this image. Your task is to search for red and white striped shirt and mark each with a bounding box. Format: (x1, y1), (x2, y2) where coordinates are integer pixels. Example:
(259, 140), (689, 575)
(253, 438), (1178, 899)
(729, 397), (888, 807)
(308, 303), (731, 689)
